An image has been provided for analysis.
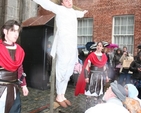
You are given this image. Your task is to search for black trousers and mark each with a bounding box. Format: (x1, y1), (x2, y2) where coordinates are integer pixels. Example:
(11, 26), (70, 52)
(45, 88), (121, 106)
(9, 92), (21, 113)
(138, 88), (141, 99)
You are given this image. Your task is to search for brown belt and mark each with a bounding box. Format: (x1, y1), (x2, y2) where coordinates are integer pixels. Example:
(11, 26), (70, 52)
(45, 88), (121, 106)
(90, 65), (104, 71)
(0, 69), (17, 81)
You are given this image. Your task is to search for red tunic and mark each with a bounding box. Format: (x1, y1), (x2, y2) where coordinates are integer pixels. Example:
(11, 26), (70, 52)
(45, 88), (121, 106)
(0, 40), (26, 86)
(75, 52), (107, 96)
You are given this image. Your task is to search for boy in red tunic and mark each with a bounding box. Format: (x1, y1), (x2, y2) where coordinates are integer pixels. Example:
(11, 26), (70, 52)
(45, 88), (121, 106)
(0, 20), (29, 113)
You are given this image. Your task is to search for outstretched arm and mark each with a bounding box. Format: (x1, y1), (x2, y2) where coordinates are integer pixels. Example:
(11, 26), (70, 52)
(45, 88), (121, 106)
(33, 0), (60, 14)
(75, 10), (88, 18)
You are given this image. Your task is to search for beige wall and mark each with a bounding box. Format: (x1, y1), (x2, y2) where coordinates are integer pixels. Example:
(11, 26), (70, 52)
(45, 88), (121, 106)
(0, 0), (38, 25)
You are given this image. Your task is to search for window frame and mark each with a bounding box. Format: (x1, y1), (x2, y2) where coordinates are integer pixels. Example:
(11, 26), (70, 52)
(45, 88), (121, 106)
(112, 15), (134, 55)
(77, 18), (93, 47)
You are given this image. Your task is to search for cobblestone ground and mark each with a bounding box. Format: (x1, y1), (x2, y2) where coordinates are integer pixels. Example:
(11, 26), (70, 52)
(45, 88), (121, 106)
(21, 84), (86, 113)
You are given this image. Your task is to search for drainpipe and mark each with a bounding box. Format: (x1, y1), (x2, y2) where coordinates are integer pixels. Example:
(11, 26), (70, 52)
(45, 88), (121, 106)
(1, 0), (6, 23)
(19, 0), (23, 24)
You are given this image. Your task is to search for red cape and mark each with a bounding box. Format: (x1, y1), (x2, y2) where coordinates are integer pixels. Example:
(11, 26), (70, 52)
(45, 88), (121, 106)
(74, 52), (107, 96)
(0, 40), (25, 71)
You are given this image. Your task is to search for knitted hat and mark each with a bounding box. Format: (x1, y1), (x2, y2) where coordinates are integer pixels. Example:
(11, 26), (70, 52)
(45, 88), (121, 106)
(124, 84), (139, 98)
(110, 81), (127, 101)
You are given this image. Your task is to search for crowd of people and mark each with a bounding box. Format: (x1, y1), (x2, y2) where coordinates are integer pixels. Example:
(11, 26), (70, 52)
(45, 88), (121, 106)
(0, 0), (141, 112)
(75, 41), (141, 112)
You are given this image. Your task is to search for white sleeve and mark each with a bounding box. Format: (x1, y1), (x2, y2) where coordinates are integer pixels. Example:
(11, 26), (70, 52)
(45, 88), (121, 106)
(75, 10), (85, 18)
(33, 0), (60, 14)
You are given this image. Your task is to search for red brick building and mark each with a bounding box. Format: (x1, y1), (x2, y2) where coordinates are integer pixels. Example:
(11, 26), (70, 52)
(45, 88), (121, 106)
(36, 0), (141, 55)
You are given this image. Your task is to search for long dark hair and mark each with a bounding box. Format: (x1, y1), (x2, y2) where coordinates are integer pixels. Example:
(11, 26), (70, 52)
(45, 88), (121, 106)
(1, 20), (20, 41)
(96, 41), (104, 47)
(115, 48), (123, 56)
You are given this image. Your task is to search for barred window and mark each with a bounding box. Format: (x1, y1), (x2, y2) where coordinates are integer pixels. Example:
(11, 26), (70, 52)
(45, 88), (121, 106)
(113, 15), (134, 54)
(77, 18), (93, 47)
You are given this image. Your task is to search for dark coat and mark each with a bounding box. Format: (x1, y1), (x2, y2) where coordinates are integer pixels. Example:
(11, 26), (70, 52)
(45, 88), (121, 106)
(113, 48), (122, 67)
(129, 52), (141, 80)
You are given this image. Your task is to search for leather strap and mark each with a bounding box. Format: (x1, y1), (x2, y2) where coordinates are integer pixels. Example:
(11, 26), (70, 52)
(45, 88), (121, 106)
(5, 84), (14, 113)
(90, 65), (104, 71)
(84, 69), (89, 78)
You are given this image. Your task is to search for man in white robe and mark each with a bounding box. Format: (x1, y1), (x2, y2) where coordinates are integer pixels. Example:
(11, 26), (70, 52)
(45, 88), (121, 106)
(33, 0), (88, 107)
(85, 81), (129, 113)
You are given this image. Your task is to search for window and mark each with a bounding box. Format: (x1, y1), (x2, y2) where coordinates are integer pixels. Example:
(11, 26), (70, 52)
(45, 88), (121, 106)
(77, 18), (93, 47)
(113, 15), (134, 54)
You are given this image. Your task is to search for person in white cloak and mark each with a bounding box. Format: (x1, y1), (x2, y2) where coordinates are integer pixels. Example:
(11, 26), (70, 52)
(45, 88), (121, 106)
(85, 81), (129, 113)
(33, 0), (88, 107)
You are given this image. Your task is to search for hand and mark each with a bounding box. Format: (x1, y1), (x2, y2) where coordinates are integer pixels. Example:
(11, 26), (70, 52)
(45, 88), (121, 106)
(106, 76), (110, 82)
(84, 10), (88, 14)
(138, 68), (141, 72)
(123, 52), (127, 56)
(85, 78), (89, 83)
(21, 86), (29, 96)
(104, 66), (106, 71)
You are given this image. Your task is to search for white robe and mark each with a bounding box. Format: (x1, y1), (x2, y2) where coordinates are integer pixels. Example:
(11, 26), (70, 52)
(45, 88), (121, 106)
(33, 0), (86, 83)
(0, 88), (16, 113)
(85, 98), (129, 113)
(85, 102), (129, 113)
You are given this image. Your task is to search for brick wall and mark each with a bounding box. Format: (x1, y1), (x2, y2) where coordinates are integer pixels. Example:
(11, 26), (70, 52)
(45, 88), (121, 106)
(74, 0), (141, 54)
(39, 0), (141, 54)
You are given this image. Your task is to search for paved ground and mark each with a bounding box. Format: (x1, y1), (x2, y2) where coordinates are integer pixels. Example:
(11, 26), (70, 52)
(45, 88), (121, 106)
(21, 83), (86, 113)
(21, 79), (141, 113)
